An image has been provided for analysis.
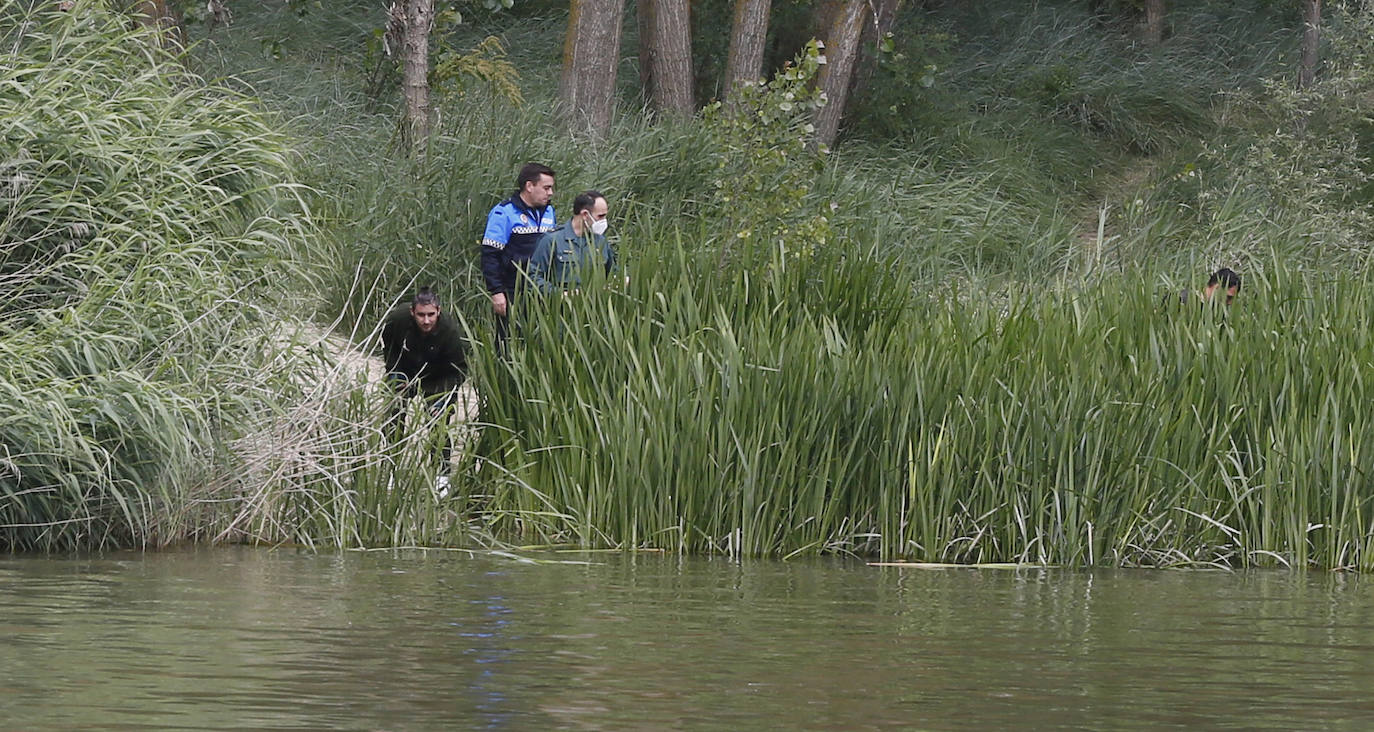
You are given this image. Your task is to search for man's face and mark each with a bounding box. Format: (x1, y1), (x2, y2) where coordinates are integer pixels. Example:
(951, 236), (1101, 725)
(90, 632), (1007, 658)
(1203, 284), (1239, 305)
(582, 197), (609, 227)
(524, 174), (554, 208)
(411, 303), (440, 334)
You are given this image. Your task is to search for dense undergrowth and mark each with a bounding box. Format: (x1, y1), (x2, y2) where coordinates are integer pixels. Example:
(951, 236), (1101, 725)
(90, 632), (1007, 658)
(470, 256), (1374, 567)
(0, 1), (314, 549)
(8, 0), (1374, 566)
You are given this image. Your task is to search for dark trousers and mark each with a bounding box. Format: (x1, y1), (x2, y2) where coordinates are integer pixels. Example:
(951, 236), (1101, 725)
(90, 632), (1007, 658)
(494, 291), (524, 358)
(385, 375), (458, 467)
(494, 311), (510, 359)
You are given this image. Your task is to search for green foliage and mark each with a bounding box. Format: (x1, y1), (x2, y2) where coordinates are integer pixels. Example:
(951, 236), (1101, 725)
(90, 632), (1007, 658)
(474, 254), (1374, 569)
(0, 0), (311, 550)
(432, 35), (523, 108)
(1128, 0), (1374, 266)
(361, 0), (523, 111)
(848, 0), (1296, 222)
(700, 41), (831, 267)
(847, 19), (954, 141)
(14, 0), (1369, 568)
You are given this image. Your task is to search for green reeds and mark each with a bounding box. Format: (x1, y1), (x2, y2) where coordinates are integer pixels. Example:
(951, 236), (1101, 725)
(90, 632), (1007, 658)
(211, 0), (1374, 565)
(10, 0), (1368, 567)
(0, 0), (310, 550)
(465, 250), (1374, 569)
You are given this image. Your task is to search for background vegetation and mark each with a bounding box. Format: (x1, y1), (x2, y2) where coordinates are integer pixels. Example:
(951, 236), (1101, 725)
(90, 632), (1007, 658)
(6, 0), (1374, 567)
(0, 2), (315, 550)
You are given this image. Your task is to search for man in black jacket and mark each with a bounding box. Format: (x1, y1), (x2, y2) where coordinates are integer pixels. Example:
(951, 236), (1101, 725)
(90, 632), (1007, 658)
(380, 287), (467, 473)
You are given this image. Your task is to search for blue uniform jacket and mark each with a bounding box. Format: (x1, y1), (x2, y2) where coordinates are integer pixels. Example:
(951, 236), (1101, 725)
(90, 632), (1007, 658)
(480, 196), (556, 296)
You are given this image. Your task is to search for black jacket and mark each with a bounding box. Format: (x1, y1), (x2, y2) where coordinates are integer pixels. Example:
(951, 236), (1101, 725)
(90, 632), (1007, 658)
(380, 306), (467, 396)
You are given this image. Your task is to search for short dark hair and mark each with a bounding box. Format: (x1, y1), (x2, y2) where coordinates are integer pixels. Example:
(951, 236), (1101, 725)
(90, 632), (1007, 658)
(411, 286), (440, 308)
(1208, 268), (1241, 291)
(515, 163), (555, 194)
(572, 190), (604, 216)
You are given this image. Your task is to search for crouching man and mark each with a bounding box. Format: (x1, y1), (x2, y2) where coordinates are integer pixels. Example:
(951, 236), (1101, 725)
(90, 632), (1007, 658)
(380, 287), (468, 483)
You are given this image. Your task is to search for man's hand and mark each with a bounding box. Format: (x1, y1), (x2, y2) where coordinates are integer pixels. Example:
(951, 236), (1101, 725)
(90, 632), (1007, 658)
(491, 292), (507, 317)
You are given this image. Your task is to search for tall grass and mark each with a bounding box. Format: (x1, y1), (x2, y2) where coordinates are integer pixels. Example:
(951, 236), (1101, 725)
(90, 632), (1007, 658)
(0, 0), (313, 550)
(213, 338), (484, 550)
(851, 1), (1296, 205)
(9, 0), (1369, 566)
(175, 0), (1374, 567)
(467, 252), (1374, 569)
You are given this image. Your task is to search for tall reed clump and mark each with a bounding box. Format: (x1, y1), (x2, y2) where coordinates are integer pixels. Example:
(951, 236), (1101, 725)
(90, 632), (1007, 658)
(470, 254), (1374, 569)
(0, 1), (311, 550)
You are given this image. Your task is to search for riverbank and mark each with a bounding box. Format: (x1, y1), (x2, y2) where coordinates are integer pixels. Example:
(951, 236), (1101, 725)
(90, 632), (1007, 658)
(8, 0), (1374, 566)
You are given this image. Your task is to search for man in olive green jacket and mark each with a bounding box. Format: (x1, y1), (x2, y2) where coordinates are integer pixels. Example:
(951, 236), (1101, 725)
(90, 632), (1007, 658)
(527, 190), (616, 294)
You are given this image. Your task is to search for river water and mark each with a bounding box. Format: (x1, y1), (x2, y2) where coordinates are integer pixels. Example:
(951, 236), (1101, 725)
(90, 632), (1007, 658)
(3, 548), (1373, 730)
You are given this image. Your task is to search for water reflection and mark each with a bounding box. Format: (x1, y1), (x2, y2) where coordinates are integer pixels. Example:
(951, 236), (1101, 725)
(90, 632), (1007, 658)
(2, 549), (1373, 729)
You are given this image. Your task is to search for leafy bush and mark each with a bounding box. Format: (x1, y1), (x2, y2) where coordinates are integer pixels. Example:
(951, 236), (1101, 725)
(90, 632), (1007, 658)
(700, 41), (830, 268)
(0, 1), (309, 550)
(1125, 0), (1374, 268)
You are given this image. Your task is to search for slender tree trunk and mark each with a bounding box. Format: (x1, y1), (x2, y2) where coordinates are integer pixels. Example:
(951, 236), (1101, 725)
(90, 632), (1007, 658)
(646, 0), (694, 114)
(1299, 0), (1321, 88)
(1141, 0), (1164, 46)
(400, 0), (433, 152)
(561, 0), (628, 135)
(126, 0), (188, 52)
(850, 0), (902, 100)
(636, 0), (655, 103)
(813, 0), (868, 148)
(723, 0), (771, 103)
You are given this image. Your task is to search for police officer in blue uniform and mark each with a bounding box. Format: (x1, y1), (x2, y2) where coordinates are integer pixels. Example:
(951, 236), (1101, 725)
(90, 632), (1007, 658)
(480, 163), (556, 353)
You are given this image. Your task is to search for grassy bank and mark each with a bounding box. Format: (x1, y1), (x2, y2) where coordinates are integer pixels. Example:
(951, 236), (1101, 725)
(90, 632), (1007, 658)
(8, 0), (1374, 567)
(193, 0), (1374, 566)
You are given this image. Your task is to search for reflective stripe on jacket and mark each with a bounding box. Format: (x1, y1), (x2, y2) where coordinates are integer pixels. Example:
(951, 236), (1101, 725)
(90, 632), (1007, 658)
(479, 197), (556, 295)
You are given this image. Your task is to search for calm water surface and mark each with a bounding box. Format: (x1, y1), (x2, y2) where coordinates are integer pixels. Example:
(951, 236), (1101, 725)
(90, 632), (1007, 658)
(3, 548), (1374, 730)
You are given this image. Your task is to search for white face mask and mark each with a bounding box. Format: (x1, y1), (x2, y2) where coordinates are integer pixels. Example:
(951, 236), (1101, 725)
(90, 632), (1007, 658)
(590, 217), (609, 236)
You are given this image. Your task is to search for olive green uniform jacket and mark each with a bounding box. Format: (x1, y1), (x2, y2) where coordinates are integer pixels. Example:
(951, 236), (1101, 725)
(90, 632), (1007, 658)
(527, 221), (616, 294)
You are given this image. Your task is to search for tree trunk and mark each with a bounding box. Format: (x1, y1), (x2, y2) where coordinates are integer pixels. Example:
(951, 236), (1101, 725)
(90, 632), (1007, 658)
(636, 0), (655, 103)
(813, 0), (868, 148)
(850, 0), (902, 101)
(561, 0), (628, 135)
(645, 0), (694, 114)
(723, 0), (771, 103)
(810, 0), (841, 46)
(400, 0), (433, 152)
(126, 0), (188, 53)
(1299, 0), (1321, 88)
(1141, 0), (1164, 46)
